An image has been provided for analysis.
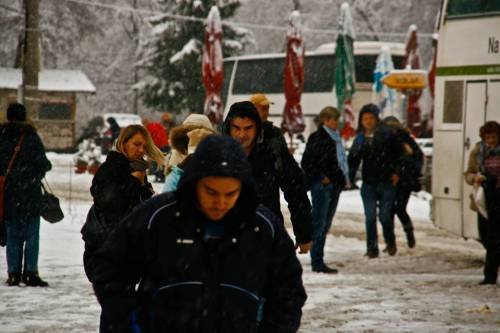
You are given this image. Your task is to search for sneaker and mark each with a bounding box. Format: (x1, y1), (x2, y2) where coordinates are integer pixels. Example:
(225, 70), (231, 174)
(406, 230), (416, 248)
(6, 272), (21, 286)
(365, 250), (379, 259)
(24, 272), (49, 287)
(386, 243), (397, 256)
(312, 265), (339, 274)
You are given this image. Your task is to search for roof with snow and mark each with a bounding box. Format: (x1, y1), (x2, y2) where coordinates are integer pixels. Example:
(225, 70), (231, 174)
(0, 68), (96, 93)
(224, 41), (406, 62)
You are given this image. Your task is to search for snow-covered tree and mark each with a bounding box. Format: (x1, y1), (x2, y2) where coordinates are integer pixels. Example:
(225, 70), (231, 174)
(136, 0), (252, 115)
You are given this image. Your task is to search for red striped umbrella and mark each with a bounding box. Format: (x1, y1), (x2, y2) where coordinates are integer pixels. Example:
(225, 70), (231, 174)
(202, 6), (224, 125)
(281, 10), (306, 135)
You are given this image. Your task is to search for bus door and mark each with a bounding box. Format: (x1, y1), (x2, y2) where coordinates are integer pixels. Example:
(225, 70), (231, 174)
(487, 80), (500, 121)
(462, 81), (487, 239)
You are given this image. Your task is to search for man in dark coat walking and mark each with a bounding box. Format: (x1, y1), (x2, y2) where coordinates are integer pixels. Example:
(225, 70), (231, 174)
(221, 101), (313, 254)
(0, 103), (52, 286)
(86, 135), (307, 333)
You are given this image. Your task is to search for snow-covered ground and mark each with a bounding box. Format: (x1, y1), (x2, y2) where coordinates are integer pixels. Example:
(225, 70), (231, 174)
(0, 153), (499, 333)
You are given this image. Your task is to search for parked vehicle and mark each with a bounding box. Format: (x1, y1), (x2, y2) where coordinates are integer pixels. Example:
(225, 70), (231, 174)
(431, 0), (500, 239)
(222, 41), (406, 138)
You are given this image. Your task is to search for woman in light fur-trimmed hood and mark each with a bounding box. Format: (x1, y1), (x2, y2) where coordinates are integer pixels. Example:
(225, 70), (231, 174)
(163, 113), (216, 192)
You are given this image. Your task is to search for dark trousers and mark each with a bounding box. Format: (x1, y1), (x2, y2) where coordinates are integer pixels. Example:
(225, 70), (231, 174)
(479, 187), (500, 283)
(310, 182), (342, 269)
(5, 218), (40, 274)
(393, 188), (413, 232)
(360, 183), (397, 253)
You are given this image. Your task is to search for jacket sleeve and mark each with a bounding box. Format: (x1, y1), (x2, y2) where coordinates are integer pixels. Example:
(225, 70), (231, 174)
(91, 163), (149, 215)
(88, 206), (150, 333)
(30, 133), (52, 179)
(465, 144), (480, 185)
(259, 214), (307, 333)
(347, 135), (362, 183)
(274, 139), (312, 244)
(409, 137), (424, 175)
(301, 133), (322, 186)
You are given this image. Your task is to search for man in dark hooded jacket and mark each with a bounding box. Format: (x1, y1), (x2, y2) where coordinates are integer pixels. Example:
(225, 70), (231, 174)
(0, 103), (52, 286)
(221, 101), (312, 254)
(86, 135), (307, 333)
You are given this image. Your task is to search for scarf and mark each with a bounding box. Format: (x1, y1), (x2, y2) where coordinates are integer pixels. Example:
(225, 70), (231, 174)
(323, 125), (351, 185)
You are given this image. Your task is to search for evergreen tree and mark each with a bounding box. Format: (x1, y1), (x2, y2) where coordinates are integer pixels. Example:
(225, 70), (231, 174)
(137, 0), (252, 115)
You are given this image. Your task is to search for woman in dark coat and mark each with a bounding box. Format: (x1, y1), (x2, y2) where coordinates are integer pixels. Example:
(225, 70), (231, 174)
(0, 103), (52, 287)
(82, 124), (165, 332)
(383, 116), (423, 248)
(465, 121), (500, 285)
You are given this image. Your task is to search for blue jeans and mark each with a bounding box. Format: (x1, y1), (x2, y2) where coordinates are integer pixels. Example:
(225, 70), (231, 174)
(310, 182), (342, 269)
(360, 183), (397, 253)
(5, 218), (40, 273)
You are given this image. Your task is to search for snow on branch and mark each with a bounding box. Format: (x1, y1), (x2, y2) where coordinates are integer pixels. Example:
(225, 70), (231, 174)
(169, 38), (201, 63)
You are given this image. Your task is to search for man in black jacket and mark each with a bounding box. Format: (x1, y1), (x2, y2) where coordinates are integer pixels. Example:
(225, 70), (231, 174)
(348, 104), (404, 258)
(87, 135), (307, 333)
(301, 106), (350, 273)
(0, 103), (52, 287)
(221, 101), (313, 254)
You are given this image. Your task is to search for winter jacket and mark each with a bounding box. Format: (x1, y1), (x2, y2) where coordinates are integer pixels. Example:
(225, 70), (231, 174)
(222, 113), (312, 245)
(87, 136), (307, 333)
(0, 122), (51, 220)
(162, 165), (183, 192)
(393, 128), (423, 191)
(301, 126), (347, 189)
(145, 122), (168, 149)
(348, 124), (404, 185)
(81, 150), (154, 278)
(465, 142), (500, 187)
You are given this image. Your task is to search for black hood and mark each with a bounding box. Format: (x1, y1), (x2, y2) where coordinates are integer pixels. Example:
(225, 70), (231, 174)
(220, 101), (263, 141)
(177, 135), (258, 219)
(356, 103), (380, 133)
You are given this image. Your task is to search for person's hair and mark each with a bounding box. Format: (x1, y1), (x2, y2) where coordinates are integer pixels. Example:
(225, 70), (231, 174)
(319, 106), (340, 123)
(7, 103), (27, 122)
(225, 101), (262, 136)
(479, 121), (500, 141)
(116, 124), (165, 166)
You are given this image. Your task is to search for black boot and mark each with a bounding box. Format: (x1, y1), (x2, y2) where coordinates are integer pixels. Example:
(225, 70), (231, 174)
(312, 264), (339, 274)
(24, 271), (49, 287)
(386, 243), (398, 256)
(6, 272), (21, 286)
(405, 230), (416, 248)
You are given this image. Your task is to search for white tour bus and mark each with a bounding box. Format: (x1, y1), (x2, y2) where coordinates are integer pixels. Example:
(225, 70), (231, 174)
(221, 41), (406, 138)
(432, 0), (500, 238)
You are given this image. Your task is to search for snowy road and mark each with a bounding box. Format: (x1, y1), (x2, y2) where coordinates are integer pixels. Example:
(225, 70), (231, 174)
(0, 154), (499, 332)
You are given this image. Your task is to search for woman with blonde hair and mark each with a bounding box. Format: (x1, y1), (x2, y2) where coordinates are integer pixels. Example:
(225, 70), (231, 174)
(82, 124), (164, 333)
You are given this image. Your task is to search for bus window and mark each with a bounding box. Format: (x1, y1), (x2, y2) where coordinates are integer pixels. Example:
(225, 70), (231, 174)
(354, 55), (406, 83)
(392, 55), (405, 70)
(443, 81), (464, 123)
(303, 55), (335, 93)
(222, 60), (234, 106)
(232, 58), (284, 94)
(446, 0), (500, 19)
(355, 55), (377, 83)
